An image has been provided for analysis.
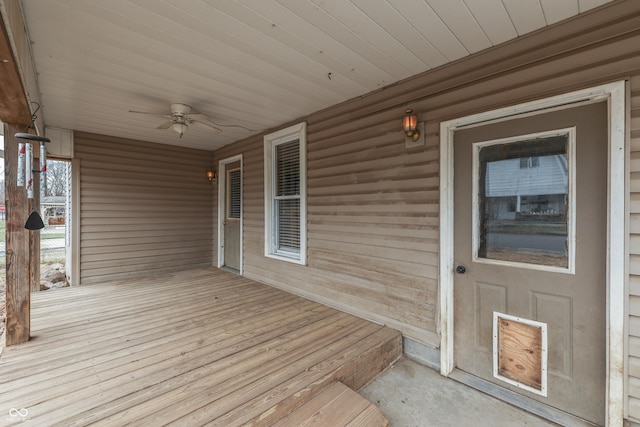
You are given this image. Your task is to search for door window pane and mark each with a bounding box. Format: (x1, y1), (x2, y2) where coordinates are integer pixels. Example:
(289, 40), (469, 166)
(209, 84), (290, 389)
(227, 169), (241, 220)
(477, 134), (570, 268)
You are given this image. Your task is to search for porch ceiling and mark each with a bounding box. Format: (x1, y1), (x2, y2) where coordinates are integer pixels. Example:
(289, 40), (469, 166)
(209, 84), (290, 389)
(15, 0), (614, 151)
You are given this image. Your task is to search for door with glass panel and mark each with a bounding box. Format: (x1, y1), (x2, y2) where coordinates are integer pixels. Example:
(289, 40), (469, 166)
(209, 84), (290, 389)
(223, 161), (241, 271)
(453, 102), (607, 425)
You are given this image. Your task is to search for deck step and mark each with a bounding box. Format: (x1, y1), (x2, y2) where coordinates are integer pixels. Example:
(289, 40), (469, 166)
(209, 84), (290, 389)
(272, 382), (388, 427)
(241, 326), (402, 426)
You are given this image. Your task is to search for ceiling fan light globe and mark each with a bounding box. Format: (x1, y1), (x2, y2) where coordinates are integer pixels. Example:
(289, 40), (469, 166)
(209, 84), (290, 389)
(171, 122), (188, 136)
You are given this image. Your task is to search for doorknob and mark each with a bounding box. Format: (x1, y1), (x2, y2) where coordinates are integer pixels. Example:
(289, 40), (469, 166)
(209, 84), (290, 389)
(456, 265), (467, 274)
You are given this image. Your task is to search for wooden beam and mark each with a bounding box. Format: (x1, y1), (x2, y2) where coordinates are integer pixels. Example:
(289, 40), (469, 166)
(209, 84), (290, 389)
(0, 14), (31, 124)
(5, 124), (31, 345)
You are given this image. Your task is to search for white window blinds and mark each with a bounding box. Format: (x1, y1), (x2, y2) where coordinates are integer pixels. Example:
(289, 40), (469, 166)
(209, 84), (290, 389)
(227, 169), (241, 219)
(274, 140), (300, 253)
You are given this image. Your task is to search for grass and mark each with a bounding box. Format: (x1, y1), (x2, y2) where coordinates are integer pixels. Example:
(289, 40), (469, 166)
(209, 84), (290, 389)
(42, 232), (65, 240)
(0, 221), (65, 268)
(0, 222), (62, 239)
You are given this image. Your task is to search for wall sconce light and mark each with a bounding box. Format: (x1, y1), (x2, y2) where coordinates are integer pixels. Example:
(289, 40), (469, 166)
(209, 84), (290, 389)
(207, 168), (216, 183)
(402, 108), (425, 148)
(402, 109), (420, 141)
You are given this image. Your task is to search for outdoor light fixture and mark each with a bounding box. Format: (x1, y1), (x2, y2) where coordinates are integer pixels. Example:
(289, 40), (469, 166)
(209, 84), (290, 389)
(402, 109), (420, 142)
(207, 168), (216, 183)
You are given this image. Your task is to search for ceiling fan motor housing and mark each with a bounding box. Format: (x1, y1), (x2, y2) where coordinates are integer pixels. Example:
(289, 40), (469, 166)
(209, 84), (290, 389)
(171, 103), (192, 115)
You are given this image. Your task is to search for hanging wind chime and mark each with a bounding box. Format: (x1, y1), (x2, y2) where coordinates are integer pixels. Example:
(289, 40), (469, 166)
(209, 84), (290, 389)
(14, 133), (50, 230)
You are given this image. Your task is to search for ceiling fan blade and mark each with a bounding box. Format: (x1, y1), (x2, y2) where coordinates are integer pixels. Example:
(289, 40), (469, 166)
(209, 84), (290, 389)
(156, 120), (174, 130)
(184, 113), (209, 121)
(129, 109), (171, 116)
(191, 119), (222, 133)
(186, 113), (222, 131)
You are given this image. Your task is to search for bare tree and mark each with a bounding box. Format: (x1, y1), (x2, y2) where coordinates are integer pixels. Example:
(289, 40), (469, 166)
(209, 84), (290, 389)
(45, 160), (67, 197)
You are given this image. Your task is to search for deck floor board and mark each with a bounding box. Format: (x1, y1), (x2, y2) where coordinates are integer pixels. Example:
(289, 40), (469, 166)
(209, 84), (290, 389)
(0, 267), (401, 426)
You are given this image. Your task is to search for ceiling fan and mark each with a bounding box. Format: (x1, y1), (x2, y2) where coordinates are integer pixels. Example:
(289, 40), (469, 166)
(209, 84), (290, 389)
(129, 103), (221, 138)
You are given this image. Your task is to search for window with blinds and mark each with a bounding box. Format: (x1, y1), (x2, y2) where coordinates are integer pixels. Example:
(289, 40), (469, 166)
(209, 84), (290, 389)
(264, 122), (307, 264)
(274, 141), (300, 252)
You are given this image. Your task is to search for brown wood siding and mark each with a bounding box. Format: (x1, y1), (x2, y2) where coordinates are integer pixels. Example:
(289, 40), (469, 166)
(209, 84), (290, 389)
(216, 2), (640, 343)
(628, 73), (640, 421)
(212, 1), (640, 417)
(215, 119), (439, 343)
(75, 132), (213, 285)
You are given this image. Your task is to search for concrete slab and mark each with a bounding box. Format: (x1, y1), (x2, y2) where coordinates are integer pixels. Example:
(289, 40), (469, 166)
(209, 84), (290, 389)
(359, 357), (558, 427)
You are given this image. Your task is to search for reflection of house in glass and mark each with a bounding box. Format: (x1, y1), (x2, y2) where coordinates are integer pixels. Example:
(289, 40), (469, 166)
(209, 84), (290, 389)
(485, 154), (568, 222)
(479, 146), (570, 267)
(41, 196), (66, 225)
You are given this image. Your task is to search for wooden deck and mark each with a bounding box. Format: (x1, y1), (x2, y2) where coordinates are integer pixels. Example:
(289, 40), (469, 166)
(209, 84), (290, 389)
(0, 268), (401, 426)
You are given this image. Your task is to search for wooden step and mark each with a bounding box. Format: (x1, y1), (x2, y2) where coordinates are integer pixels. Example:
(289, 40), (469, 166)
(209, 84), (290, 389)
(216, 326), (401, 426)
(272, 382), (388, 427)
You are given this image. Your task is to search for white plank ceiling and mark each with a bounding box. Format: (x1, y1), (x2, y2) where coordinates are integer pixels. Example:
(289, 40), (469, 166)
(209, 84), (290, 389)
(16, 0), (614, 151)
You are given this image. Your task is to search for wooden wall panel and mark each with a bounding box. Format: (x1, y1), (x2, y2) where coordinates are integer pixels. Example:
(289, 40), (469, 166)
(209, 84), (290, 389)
(213, 2), (640, 360)
(75, 132), (213, 285)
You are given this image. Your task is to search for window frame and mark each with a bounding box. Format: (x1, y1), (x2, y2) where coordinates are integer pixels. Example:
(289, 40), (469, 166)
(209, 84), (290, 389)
(263, 122), (307, 265)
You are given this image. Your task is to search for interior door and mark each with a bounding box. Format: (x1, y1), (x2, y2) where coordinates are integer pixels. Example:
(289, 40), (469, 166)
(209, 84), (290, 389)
(223, 161), (241, 271)
(453, 102), (607, 425)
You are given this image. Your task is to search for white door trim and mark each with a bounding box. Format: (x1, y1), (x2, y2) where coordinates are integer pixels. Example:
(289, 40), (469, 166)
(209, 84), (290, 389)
(217, 154), (243, 274)
(439, 81), (626, 426)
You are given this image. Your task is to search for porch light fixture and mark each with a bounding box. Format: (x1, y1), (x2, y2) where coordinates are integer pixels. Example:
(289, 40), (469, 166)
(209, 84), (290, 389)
(402, 109), (420, 142)
(207, 168), (216, 183)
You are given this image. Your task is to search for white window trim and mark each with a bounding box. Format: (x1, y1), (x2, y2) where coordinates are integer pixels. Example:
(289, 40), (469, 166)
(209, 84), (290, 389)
(264, 122), (307, 265)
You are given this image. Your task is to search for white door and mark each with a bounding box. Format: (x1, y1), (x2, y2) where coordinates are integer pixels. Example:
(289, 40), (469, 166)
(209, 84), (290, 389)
(219, 158), (242, 273)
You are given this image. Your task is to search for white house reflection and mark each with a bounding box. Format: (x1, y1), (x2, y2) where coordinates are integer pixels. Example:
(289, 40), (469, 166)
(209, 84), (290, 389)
(479, 136), (569, 268)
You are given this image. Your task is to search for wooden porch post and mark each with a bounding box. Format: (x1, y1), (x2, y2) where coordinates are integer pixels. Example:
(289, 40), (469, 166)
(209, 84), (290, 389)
(0, 3), (42, 345)
(5, 124), (32, 345)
